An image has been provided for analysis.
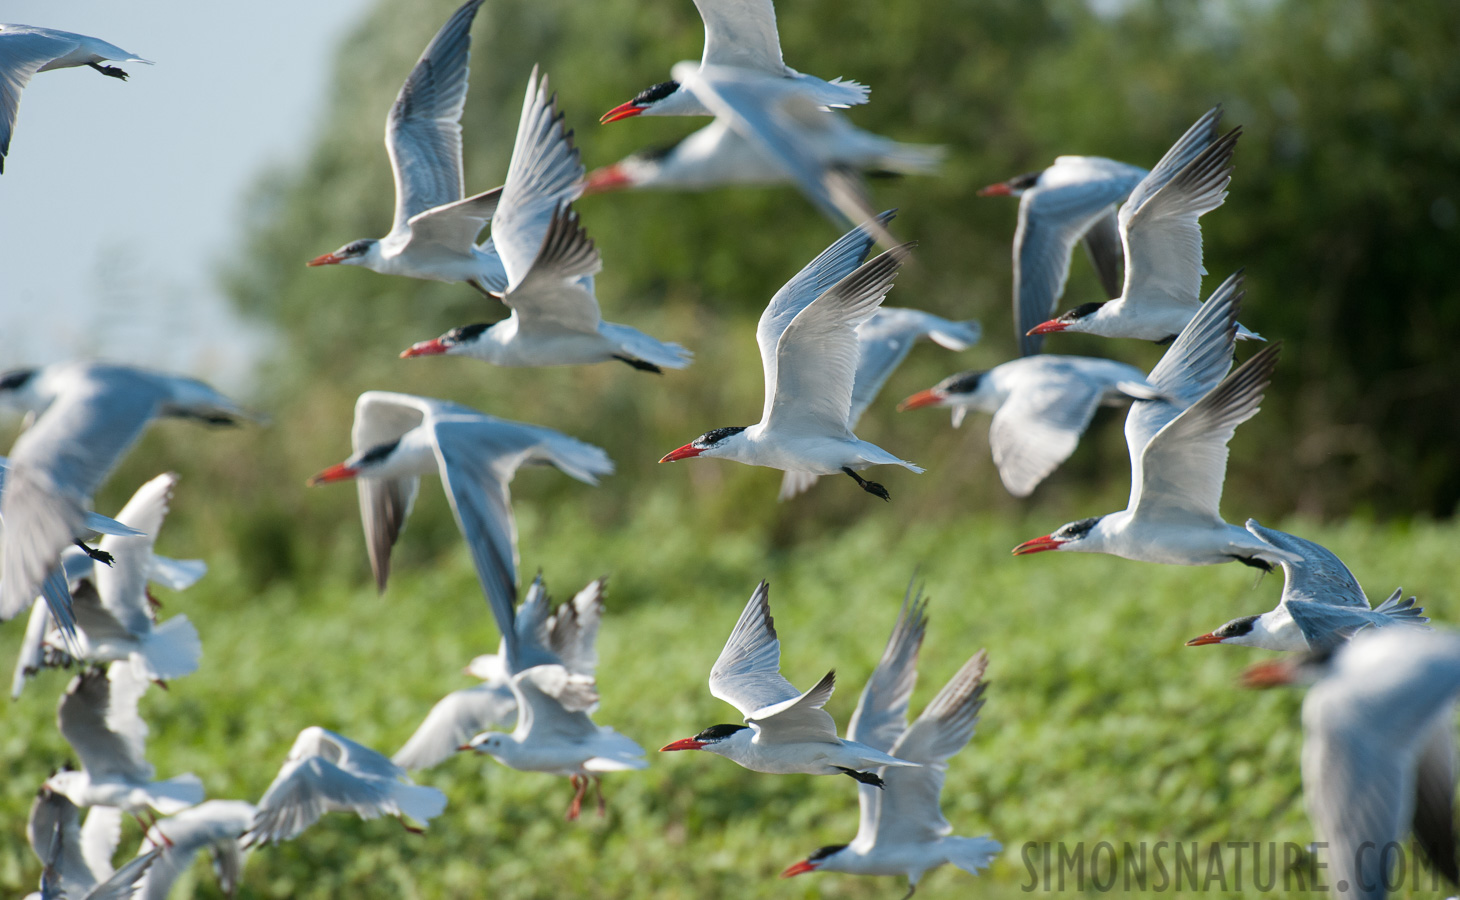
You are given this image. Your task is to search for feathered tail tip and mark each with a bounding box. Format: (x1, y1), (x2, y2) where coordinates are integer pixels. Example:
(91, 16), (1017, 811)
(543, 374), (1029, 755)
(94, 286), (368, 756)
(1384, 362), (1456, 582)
(392, 782), (448, 826)
(147, 773), (206, 815)
(822, 77), (870, 108)
(945, 835), (1002, 875)
(929, 320), (983, 351)
(876, 141), (947, 176)
(1374, 589), (1429, 625)
(134, 615), (203, 682)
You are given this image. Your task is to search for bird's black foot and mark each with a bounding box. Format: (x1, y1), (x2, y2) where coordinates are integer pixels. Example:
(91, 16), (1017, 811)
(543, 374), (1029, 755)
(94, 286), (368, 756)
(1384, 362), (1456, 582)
(1231, 554), (1275, 572)
(835, 766), (886, 789)
(842, 467), (890, 501)
(74, 541), (114, 566)
(88, 62), (129, 80)
(612, 355), (662, 374)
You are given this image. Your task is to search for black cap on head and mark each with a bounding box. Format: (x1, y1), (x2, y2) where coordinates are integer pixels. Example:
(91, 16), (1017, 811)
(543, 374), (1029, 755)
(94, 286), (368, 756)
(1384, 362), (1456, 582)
(357, 437), (401, 467)
(941, 370), (987, 395)
(693, 723), (748, 742)
(809, 844), (849, 862)
(1009, 170), (1043, 190)
(693, 426), (748, 449)
(0, 369), (36, 392)
(632, 80), (680, 106)
(445, 322), (491, 344)
(1054, 516), (1103, 540)
(1057, 301), (1107, 323)
(1215, 615), (1260, 639)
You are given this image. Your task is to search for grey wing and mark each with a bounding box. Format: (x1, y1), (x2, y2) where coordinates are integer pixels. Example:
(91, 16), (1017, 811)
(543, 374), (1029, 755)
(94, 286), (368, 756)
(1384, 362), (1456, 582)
(1124, 270), (1243, 462)
(1411, 715), (1459, 886)
(247, 757), (391, 845)
(493, 67), (585, 287)
(1244, 520), (1365, 607)
(849, 308), (980, 425)
(708, 581), (800, 716)
(393, 684), (518, 771)
(312, 728), (406, 783)
(78, 805), (122, 881)
(384, 0), (484, 231)
(1081, 208), (1126, 299)
(847, 582), (927, 754)
(511, 665), (601, 744)
(1285, 602), (1395, 653)
(71, 580), (137, 648)
(876, 652), (989, 844)
(57, 665), (153, 782)
(350, 393), (432, 592)
(545, 577), (606, 677)
(764, 244), (913, 434)
(137, 801), (255, 900)
(1119, 106), (1223, 219)
(745, 669), (839, 744)
(96, 473), (179, 635)
(27, 788), (97, 896)
(83, 848), (159, 900)
(989, 365), (1108, 497)
(693, 0), (785, 71)
(0, 29), (75, 172)
(406, 185), (502, 254)
(505, 203), (604, 335)
(1131, 343), (1279, 522)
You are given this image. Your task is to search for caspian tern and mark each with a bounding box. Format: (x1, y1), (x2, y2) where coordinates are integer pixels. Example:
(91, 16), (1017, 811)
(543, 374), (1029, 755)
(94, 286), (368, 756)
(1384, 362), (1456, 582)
(898, 356), (1160, 497)
(782, 586), (1000, 893)
(590, 66), (939, 235)
(400, 68), (691, 371)
(659, 214), (922, 500)
(778, 307), (979, 500)
(598, 0), (867, 123)
(1025, 108), (1262, 344)
(977, 155), (1150, 355)
(45, 664), (204, 826)
(0, 24), (152, 174)
(1243, 628), (1460, 896)
(308, 391), (613, 672)
(0, 363), (252, 627)
(245, 727), (446, 845)
(661, 581), (919, 784)
(395, 574), (606, 771)
(136, 800), (256, 900)
(459, 576), (647, 820)
(1186, 519), (1428, 651)
(304, 0), (510, 294)
(1013, 271), (1297, 569)
(25, 788), (159, 900)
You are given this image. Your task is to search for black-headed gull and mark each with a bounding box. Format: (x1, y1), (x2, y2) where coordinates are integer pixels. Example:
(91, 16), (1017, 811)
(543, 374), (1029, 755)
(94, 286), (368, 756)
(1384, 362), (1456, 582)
(1186, 520), (1427, 651)
(245, 727), (446, 845)
(598, 0), (866, 123)
(134, 800), (256, 899)
(0, 24), (151, 174)
(661, 581), (918, 784)
(399, 68), (691, 371)
(1026, 108), (1262, 344)
(307, 391), (612, 672)
(659, 214), (921, 500)
(305, 0), (510, 294)
(1013, 271), (1294, 568)
(782, 587), (1000, 891)
(898, 355), (1160, 497)
(25, 787), (159, 900)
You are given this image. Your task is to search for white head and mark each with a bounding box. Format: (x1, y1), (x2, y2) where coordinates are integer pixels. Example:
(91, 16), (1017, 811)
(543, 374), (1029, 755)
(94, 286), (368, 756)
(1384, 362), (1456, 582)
(464, 653), (508, 682)
(598, 80), (702, 123)
(462, 731), (512, 761)
(42, 769), (88, 804)
(1012, 515), (1106, 556)
(307, 238), (381, 269)
(307, 436), (412, 485)
(1026, 301), (1109, 338)
(399, 322), (495, 359)
(658, 426), (750, 464)
(1185, 614), (1278, 649)
(898, 369), (994, 426)
(782, 843), (852, 879)
(976, 169), (1043, 199)
(659, 723), (750, 757)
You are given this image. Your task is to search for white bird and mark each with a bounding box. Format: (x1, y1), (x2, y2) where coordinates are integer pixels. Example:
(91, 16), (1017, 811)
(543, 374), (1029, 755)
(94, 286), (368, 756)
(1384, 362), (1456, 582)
(778, 307), (980, 500)
(0, 363), (251, 626)
(25, 787), (160, 900)
(659, 213), (922, 500)
(1012, 271), (1296, 568)
(135, 800), (257, 900)
(45, 664), (204, 825)
(399, 68), (691, 371)
(781, 588), (1000, 893)
(897, 355), (1160, 497)
(591, 65), (939, 235)
(304, 0), (510, 294)
(1186, 520), (1428, 651)
(1025, 108), (1262, 344)
(597, 0), (867, 123)
(308, 391), (612, 672)
(394, 574), (606, 771)
(660, 580), (919, 783)
(460, 576), (646, 820)
(245, 727), (446, 845)
(1243, 628), (1460, 898)
(976, 155), (1150, 355)
(0, 24), (152, 174)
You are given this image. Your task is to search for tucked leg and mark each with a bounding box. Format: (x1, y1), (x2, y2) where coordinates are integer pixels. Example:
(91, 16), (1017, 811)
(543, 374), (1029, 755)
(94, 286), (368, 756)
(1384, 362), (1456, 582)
(87, 62), (129, 80)
(834, 766), (886, 789)
(612, 355), (662, 374)
(74, 540), (115, 566)
(842, 467), (890, 502)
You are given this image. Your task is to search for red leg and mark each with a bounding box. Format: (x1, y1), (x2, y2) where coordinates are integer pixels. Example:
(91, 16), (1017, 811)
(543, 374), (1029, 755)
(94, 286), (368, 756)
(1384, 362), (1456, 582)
(565, 775), (586, 821)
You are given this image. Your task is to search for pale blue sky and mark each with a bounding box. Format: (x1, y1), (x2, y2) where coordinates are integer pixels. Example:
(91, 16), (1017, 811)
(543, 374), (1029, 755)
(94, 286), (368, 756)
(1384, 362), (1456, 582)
(0, 0), (375, 390)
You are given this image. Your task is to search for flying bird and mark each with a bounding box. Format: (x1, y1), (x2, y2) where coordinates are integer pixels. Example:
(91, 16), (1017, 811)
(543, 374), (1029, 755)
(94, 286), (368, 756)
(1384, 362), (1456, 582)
(1013, 271), (1296, 568)
(400, 67), (690, 370)
(308, 391), (613, 671)
(898, 355), (1160, 497)
(304, 0), (511, 294)
(25, 787), (159, 900)
(659, 213), (922, 500)
(778, 307), (980, 499)
(1025, 108), (1262, 343)
(661, 581), (918, 783)
(0, 24), (152, 174)
(782, 586), (1000, 893)
(598, 0), (867, 123)
(1243, 628), (1460, 899)
(977, 155), (1149, 354)
(1186, 520), (1427, 651)
(245, 727), (446, 845)
(135, 800), (256, 900)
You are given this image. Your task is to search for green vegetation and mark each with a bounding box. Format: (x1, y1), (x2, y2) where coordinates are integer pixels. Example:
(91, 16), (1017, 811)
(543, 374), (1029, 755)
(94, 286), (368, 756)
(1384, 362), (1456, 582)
(2, 499), (1454, 897)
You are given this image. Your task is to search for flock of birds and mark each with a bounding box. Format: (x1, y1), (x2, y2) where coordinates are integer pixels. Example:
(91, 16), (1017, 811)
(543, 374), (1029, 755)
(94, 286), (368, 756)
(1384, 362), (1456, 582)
(2, 2), (1457, 899)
